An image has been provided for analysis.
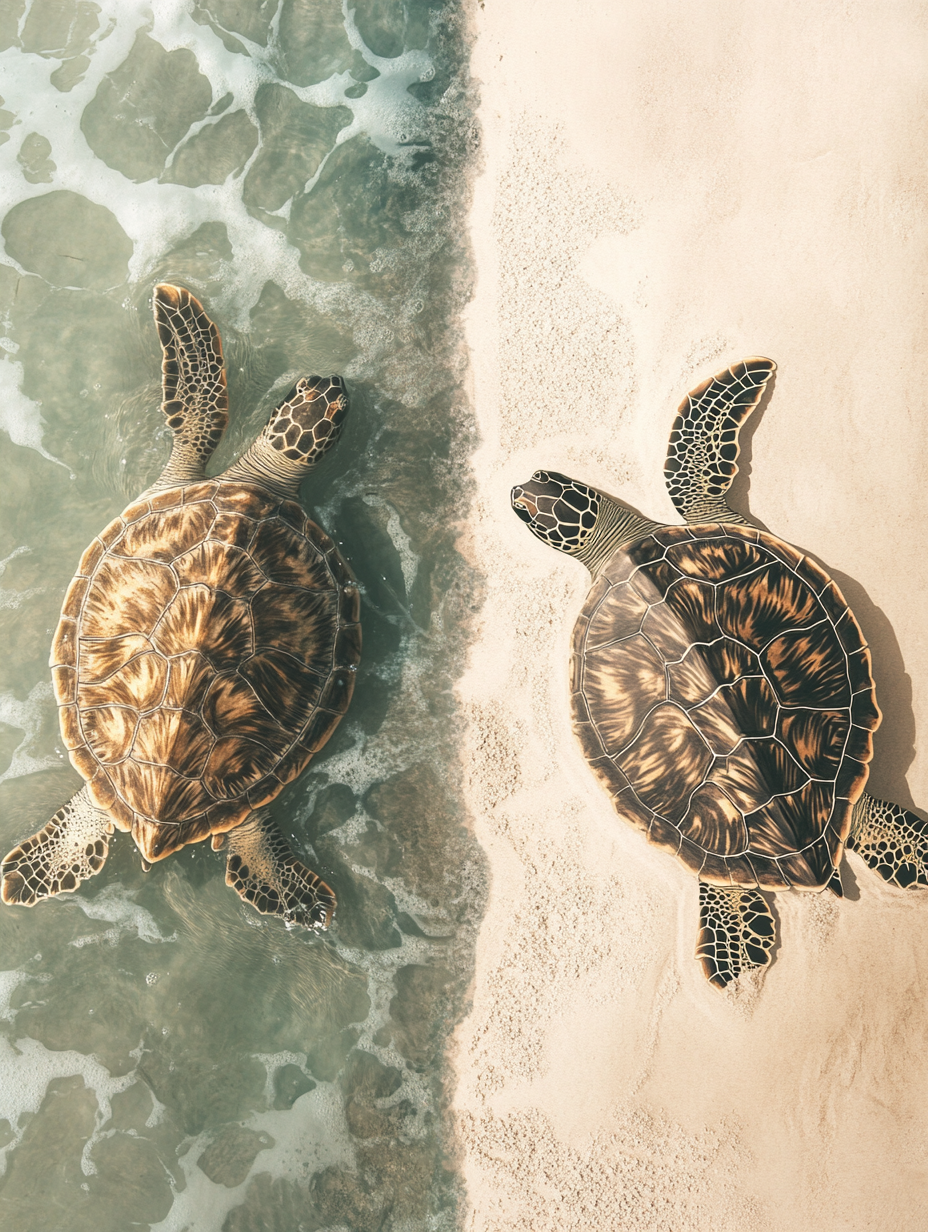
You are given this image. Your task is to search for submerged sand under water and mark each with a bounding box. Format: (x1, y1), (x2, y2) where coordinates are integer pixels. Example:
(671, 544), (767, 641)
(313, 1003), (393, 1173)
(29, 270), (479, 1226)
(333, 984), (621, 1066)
(0, 2), (481, 1229)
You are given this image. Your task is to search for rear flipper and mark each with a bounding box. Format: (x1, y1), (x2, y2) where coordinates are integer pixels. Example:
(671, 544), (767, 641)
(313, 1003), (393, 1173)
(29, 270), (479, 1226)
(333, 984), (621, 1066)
(848, 792), (928, 888)
(223, 813), (336, 930)
(696, 882), (776, 988)
(1, 787), (113, 906)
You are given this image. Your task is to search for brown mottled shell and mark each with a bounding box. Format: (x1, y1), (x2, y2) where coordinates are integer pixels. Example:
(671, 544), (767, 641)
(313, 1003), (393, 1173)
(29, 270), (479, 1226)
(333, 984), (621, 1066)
(572, 524), (881, 891)
(51, 480), (361, 859)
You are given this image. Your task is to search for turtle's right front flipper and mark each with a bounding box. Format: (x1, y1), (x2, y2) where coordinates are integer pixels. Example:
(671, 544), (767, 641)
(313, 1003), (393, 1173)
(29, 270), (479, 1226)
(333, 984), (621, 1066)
(223, 813), (336, 930)
(696, 882), (776, 988)
(1, 787), (113, 906)
(665, 358), (776, 526)
(848, 792), (928, 888)
(148, 284), (229, 492)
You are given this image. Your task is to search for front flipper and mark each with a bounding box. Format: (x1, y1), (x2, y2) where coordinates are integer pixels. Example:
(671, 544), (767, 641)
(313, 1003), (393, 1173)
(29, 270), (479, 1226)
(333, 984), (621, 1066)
(224, 814), (336, 930)
(148, 284), (229, 492)
(1, 787), (113, 906)
(696, 882), (776, 988)
(848, 792), (928, 888)
(665, 358), (776, 526)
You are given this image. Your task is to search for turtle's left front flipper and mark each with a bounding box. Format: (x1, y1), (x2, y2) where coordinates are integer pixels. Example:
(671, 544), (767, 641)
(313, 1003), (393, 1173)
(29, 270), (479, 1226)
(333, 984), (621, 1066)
(1, 787), (113, 906)
(848, 792), (928, 888)
(222, 813), (336, 930)
(696, 882), (776, 988)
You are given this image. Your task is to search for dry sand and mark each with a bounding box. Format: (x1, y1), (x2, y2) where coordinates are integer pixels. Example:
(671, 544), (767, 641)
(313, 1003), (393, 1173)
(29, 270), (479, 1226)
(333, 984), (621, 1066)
(454, 3), (928, 1228)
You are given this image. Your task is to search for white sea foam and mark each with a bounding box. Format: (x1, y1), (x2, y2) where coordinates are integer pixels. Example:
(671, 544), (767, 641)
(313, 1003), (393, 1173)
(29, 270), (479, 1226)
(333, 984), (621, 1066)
(0, 1029), (136, 1176)
(0, 356), (65, 465)
(363, 493), (421, 595)
(0, 680), (59, 784)
(0, 545), (44, 611)
(0, 0), (436, 340)
(0, 968), (33, 1021)
(148, 1083), (354, 1232)
(68, 884), (178, 946)
(252, 1049), (313, 1106)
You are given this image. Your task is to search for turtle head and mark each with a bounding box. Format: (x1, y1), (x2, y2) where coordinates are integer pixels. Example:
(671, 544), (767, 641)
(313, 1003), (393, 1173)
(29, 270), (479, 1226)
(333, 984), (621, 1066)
(512, 470), (660, 574)
(260, 375), (349, 468)
(511, 471), (601, 557)
(222, 375), (349, 497)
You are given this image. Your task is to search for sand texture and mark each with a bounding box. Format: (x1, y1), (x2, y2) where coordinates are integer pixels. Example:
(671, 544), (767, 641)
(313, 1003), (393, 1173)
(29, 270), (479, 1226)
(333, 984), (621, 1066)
(455, 2), (928, 1228)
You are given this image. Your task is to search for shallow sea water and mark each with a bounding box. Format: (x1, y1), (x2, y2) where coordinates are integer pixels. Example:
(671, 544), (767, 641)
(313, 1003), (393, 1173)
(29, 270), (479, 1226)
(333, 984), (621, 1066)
(0, 2), (481, 1228)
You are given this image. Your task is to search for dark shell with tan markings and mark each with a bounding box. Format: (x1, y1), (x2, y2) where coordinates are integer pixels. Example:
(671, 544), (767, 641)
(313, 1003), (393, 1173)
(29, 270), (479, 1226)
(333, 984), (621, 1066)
(51, 480), (360, 860)
(572, 524), (881, 890)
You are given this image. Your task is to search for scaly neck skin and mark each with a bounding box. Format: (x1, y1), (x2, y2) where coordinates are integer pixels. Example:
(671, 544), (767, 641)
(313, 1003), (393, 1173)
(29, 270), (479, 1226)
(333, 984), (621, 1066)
(575, 496), (663, 576)
(220, 437), (307, 501)
(142, 442), (210, 496)
(144, 455), (204, 494)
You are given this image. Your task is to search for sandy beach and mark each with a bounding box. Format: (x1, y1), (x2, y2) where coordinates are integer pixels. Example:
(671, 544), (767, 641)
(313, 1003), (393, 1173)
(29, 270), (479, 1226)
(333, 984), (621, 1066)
(454, 3), (928, 1228)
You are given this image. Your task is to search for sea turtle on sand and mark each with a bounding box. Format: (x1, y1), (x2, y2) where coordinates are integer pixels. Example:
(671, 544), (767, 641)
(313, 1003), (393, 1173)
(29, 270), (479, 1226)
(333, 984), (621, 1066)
(1, 285), (360, 930)
(511, 359), (928, 987)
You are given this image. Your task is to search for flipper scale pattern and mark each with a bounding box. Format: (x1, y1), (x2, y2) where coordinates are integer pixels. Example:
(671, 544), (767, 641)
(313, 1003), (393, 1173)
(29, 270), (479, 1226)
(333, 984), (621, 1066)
(665, 358), (775, 523)
(0, 787), (112, 906)
(696, 882), (775, 988)
(849, 794), (928, 888)
(225, 813), (335, 929)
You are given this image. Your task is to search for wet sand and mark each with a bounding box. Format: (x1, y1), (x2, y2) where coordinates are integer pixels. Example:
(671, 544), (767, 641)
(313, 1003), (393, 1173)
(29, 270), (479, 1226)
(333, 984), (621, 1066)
(454, 3), (928, 1228)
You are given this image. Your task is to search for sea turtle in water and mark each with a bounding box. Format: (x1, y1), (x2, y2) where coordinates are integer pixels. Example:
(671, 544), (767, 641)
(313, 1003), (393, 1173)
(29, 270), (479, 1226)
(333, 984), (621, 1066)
(512, 359), (928, 987)
(0, 285), (360, 930)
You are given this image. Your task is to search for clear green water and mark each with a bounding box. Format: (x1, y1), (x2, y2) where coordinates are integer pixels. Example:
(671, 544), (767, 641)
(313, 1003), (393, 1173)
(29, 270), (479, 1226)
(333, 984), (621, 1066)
(0, 2), (480, 1228)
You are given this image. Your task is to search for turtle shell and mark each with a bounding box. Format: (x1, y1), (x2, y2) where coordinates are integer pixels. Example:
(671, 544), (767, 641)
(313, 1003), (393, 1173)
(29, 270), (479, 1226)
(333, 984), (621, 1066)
(571, 524), (881, 891)
(50, 480), (361, 861)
